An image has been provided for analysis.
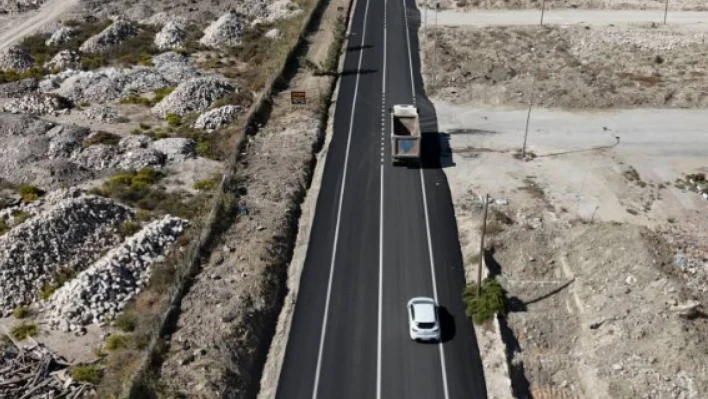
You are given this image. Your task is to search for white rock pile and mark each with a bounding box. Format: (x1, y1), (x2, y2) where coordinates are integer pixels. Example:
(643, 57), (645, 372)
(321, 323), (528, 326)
(199, 13), (246, 48)
(194, 105), (241, 131)
(45, 215), (188, 328)
(79, 19), (137, 53)
(44, 50), (80, 70)
(83, 105), (119, 123)
(47, 61), (201, 103)
(69, 134), (196, 170)
(46, 27), (74, 47)
(152, 77), (235, 118)
(151, 138), (196, 162)
(0, 195), (132, 313)
(0, 47), (34, 70)
(3, 93), (72, 115)
(0, 0), (45, 12)
(0, 78), (38, 98)
(155, 21), (186, 50)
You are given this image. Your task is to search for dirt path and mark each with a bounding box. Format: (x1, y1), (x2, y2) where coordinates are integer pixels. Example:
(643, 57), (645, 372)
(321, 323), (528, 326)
(0, 0), (79, 51)
(430, 9), (708, 27)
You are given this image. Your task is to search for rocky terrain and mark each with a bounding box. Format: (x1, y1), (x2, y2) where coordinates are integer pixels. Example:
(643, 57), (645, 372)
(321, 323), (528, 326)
(425, 24), (708, 108)
(0, 0), (45, 13)
(0, 0), (321, 396)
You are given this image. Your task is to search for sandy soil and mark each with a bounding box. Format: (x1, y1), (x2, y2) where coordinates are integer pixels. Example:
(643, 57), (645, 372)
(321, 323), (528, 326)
(419, 0), (708, 11)
(423, 24), (708, 109)
(428, 9), (708, 27)
(418, 7), (708, 397)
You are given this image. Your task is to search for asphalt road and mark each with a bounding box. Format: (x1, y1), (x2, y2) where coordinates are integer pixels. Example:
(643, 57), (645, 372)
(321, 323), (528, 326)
(275, 0), (487, 397)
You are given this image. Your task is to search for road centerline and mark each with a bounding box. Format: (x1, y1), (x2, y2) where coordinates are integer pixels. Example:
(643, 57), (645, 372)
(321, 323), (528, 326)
(377, 0), (387, 396)
(310, 0), (373, 396)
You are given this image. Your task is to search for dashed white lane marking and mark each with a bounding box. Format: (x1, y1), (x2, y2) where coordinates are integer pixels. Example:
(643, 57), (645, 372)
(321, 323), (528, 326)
(377, 0), (388, 397)
(311, 0), (372, 396)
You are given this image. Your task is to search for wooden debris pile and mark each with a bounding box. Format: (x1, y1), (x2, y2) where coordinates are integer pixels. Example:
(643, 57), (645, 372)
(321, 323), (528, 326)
(0, 336), (93, 398)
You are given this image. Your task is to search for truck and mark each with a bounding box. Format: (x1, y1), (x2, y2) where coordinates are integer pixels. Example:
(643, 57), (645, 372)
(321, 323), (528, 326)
(390, 104), (421, 166)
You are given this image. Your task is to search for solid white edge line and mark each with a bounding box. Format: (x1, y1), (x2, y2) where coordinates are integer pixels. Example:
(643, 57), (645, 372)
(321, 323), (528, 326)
(401, 0), (417, 104)
(401, 0), (451, 397)
(419, 170), (451, 399)
(311, 0), (372, 396)
(377, 0), (388, 397)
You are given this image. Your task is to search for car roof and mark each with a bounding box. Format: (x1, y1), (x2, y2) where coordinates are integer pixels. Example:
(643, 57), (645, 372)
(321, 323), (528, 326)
(409, 297), (436, 323)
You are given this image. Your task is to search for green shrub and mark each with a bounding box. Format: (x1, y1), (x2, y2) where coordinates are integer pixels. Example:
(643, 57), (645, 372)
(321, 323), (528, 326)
(192, 176), (220, 191)
(462, 277), (508, 325)
(196, 139), (212, 158)
(0, 219), (7, 236)
(135, 209), (152, 222)
(80, 101), (91, 108)
(80, 55), (108, 70)
(12, 211), (30, 225)
(39, 283), (56, 301)
(72, 364), (103, 385)
(13, 306), (29, 319)
(166, 113), (182, 127)
(83, 131), (121, 147)
(319, 15), (346, 75)
(152, 86), (174, 103)
(18, 185), (43, 202)
(114, 313), (136, 332)
(119, 94), (152, 106)
(105, 334), (130, 351)
(117, 220), (141, 238)
(11, 323), (38, 340)
(138, 122), (152, 130)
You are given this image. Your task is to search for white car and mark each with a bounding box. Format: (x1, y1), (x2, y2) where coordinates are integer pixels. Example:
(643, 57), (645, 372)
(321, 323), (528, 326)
(407, 297), (441, 341)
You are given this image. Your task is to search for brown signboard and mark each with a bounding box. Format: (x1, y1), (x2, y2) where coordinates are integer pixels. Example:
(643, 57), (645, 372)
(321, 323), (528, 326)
(291, 91), (307, 105)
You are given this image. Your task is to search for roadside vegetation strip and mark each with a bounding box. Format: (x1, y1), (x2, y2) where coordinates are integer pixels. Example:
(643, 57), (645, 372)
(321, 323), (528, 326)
(116, 0), (339, 397)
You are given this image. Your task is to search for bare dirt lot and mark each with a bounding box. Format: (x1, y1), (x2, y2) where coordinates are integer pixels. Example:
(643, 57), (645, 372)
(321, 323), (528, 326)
(422, 0), (708, 11)
(423, 24), (708, 108)
(420, 14), (708, 399)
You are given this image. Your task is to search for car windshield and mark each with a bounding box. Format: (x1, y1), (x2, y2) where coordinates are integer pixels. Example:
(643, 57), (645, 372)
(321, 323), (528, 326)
(417, 322), (435, 329)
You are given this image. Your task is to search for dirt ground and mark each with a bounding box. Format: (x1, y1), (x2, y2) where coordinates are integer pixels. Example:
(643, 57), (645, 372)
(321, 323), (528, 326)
(156, 0), (348, 396)
(420, 11), (708, 399)
(423, 24), (708, 108)
(420, 0), (708, 11)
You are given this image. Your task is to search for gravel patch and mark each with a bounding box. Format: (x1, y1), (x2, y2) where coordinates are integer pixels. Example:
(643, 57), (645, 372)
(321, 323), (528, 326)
(3, 93), (72, 115)
(44, 50), (80, 70)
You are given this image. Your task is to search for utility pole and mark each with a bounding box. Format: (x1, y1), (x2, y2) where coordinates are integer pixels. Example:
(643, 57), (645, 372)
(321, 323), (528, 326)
(540, 0), (546, 26)
(477, 194), (489, 298)
(663, 0), (669, 24)
(521, 76), (535, 159)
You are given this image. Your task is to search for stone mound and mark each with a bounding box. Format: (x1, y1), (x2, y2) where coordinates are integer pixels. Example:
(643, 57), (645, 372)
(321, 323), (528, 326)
(3, 93), (73, 115)
(0, 47), (34, 71)
(155, 21), (186, 50)
(45, 215), (188, 328)
(0, 195), (131, 312)
(151, 77), (235, 118)
(79, 19), (137, 53)
(194, 105), (241, 131)
(44, 50), (80, 70)
(46, 27), (74, 47)
(199, 13), (246, 48)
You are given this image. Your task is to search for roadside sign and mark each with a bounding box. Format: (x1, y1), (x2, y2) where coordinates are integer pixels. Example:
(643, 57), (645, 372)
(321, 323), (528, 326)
(291, 91), (307, 105)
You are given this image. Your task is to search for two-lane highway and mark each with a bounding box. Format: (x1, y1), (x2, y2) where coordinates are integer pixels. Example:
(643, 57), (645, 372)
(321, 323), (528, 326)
(275, 0), (487, 396)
